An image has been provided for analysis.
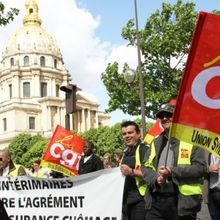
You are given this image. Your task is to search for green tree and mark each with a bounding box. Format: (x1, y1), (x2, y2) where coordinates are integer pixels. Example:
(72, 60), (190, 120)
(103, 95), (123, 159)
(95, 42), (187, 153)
(96, 123), (123, 157)
(21, 139), (49, 168)
(80, 123), (124, 158)
(0, 2), (19, 26)
(8, 133), (46, 165)
(101, 0), (198, 118)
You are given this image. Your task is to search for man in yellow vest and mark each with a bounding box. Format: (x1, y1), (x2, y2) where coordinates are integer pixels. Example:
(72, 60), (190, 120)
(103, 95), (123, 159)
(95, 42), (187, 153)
(141, 103), (207, 220)
(0, 148), (26, 177)
(120, 121), (148, 220)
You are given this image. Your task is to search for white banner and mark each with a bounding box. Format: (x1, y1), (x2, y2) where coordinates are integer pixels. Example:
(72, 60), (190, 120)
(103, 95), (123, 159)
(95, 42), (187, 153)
(0, 167), (125, 220)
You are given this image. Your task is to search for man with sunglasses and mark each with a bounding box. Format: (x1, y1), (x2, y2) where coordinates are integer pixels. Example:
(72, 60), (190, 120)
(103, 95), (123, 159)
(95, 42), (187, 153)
(141, 103), (207, 220)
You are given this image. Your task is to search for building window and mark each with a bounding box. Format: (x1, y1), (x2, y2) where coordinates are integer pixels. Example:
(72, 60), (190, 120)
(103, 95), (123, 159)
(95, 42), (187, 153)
(54, 59), (57, 68)
(3, 118), (7, 131)
(9, 84), (12, 98)
(23, 82), (30, 97)
(24, 56), (29, 66)
(10, 58), (14, 66)
(29, 117), (35, 129)
(40, 56), (45, 67)
(41, 82), (47, 97)
(56, 84), (59, 97)
(29, 8), (33, 14)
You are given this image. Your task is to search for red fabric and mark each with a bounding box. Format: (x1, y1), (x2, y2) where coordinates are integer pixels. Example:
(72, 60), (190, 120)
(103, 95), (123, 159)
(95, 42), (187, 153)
(148, 119), (164, 136)
(42, 125), (85, 175)
(172, 12), (220, 135)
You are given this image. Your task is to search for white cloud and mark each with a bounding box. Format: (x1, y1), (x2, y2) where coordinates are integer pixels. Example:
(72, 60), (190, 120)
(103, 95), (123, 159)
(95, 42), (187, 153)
(0, 0), (109, 89)
(0, 0), (138, 124)
(108, 44), (138, 71)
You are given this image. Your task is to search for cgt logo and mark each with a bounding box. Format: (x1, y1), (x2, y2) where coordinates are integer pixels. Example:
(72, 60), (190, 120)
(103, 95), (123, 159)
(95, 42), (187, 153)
(50, 142), (81, 169)
(192, 66), (220, 109)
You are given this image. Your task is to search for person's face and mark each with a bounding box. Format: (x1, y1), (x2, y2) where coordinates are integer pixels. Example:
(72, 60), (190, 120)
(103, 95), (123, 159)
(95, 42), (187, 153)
(0, 151), (10, 169)
(33, 162), (40, 172)
(122, 125), (141, 147)
(159, 112), (173, 129)
(83, 142), (93, 156)
(103, 156), (110, 165)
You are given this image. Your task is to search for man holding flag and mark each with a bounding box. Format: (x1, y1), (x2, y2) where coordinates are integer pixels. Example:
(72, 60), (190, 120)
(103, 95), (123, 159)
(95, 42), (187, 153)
(141, 103), (207, 220)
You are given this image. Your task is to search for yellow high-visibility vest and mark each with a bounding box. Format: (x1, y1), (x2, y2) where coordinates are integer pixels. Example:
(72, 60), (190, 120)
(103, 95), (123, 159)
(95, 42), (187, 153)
(9, 164), (26, 176)
(135, 144), (147, 196)
(177, 141), (203, 195)
(144, 140), (203, 196)
(121, 144), (147, 196)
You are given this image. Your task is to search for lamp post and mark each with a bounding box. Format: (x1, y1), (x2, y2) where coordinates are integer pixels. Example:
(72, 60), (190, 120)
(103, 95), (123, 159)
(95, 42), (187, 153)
(124, 0), (146, 137)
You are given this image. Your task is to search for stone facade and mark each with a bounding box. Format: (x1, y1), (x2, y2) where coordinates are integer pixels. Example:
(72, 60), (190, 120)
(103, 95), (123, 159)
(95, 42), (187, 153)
(0, 0), (110, 148)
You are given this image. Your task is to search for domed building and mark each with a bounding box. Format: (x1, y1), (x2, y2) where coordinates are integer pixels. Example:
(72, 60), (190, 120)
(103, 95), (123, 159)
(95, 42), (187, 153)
(0, 0), (110, 147)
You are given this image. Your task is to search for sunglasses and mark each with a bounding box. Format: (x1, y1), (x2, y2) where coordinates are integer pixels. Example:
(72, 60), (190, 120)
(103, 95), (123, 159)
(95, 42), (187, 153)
(158, 112), (173, 119)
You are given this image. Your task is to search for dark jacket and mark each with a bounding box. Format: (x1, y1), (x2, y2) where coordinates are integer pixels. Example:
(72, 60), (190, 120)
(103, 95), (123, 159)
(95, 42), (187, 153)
(122, 141), (148, 205)
(0, 200), (9, 220)
(141, 130), (207, 216)
(78, 154), (103, 175)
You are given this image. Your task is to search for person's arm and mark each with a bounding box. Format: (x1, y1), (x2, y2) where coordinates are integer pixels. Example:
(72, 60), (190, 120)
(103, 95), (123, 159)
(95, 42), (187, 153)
(208, 164), (219, 173)
(121, 143), (148, 178)
(120, 164), (143, 178)
(141, 146), (160, 189)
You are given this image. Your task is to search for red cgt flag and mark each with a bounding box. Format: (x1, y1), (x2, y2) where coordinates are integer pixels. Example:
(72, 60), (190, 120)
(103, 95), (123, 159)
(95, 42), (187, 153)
(41, 125), (85, 176)
(170, 12), (220, 158)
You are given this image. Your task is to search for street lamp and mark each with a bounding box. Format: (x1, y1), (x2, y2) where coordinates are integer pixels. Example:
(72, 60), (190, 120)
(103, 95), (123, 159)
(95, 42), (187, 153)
(124, 0), (146, 137)
(123, 68), (136, 84)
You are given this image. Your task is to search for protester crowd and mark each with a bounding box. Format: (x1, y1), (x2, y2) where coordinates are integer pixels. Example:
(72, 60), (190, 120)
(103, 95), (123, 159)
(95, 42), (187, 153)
(0, 103), (219, 220)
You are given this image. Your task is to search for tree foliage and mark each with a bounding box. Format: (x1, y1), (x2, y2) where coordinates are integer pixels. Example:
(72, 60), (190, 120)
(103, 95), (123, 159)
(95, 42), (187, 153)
(79, 123), (124, 159)
(8, 133), (46, 165)
(21, 139), (49, 168)
(0, 2), (19, 26)
(101, 0), (198, 118)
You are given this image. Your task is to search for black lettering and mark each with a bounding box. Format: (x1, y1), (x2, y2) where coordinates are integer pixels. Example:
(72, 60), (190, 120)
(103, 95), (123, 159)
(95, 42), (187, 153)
(1, 197), (15, 208)
(20, 180), (29, 190)
(191, 130), (212, 148)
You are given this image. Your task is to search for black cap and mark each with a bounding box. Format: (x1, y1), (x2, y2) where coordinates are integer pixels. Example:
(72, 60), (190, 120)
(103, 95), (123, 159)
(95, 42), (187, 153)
(156, 103), (175, 119)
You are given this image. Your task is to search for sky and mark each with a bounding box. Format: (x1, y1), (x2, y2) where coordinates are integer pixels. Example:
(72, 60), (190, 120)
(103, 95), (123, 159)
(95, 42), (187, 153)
(0, 0), (219, 125)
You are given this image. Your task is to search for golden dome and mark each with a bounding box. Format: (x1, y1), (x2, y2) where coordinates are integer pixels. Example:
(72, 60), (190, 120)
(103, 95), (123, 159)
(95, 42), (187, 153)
(2, 0), (62, 58)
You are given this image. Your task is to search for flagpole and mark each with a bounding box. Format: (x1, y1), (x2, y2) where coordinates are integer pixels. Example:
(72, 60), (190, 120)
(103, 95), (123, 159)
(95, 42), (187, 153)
(164, 138), (171, 168)
(134, 0), (146, 137)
